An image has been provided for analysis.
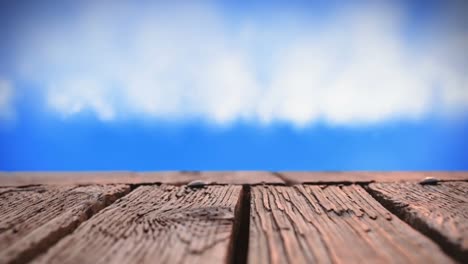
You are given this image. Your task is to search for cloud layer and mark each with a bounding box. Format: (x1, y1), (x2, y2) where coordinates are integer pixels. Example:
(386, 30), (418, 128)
(0, 79), (14, 120)
(10, 1), (468, 126)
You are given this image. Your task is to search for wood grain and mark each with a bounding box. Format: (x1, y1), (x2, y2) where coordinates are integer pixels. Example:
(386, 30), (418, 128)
(0, 172), (135, 186)
(0, 185), (130, 264)
(33, 185), (242, 264)
(278, 172), (468, 184)
(249, 185), (454, 264)
(368, 181), (468, 262)
(0, 171), (284, 186)
(2, 171), (466, 186)
(135, 171), (285, 185)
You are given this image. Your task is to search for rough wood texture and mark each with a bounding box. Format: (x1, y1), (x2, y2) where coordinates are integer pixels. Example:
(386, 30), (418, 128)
(2, 171), (466, 186)
(249, 185), (453, 264)
(0, 171), (284, 186)
(34, 185), (242, 264)
(136, 171), (284, 185)
(368, 181), (468, 262)
(278, 172), (468, 184)
(0, 185), (130, 264)
(0, 172), (134, 186)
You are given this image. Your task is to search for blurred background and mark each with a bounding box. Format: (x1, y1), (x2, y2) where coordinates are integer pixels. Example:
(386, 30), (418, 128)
(0, 0), (467, 171)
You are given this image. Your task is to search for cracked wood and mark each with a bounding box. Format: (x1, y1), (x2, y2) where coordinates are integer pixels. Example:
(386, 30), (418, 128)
(277, 172), (468, 184)
(33, 185), (242, 264)
(368, 181), (468, 261)
(0, 185), (130, 264)
(249, 185), (453, 264)
(0, 171), (284, 186)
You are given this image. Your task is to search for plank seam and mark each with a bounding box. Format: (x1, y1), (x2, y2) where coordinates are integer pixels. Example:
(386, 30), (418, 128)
(228, 185), (251, 264)
(18, 184), (136, 264)
(363, 184), (465, 263)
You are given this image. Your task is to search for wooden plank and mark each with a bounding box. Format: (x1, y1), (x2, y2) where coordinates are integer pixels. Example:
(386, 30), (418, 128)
(33, 185), (242, 264)
(2, 171), (466, 186)
(368, 181), (468, 262)
(0, 171), (284, 186)
(0, 172), (135, 186)
(0, 184), (130, 264)
(278, 172), (468, 184)
(136, 171), (285, 185)
(249, 185), (454, 264)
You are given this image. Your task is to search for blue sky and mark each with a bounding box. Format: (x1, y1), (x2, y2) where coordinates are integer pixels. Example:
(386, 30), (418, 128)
(0, 0), (467, 171)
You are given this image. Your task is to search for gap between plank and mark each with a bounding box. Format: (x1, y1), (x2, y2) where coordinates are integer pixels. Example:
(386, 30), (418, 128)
(22, 184), (139, 264)
(363, 184), (464, 263)
(228, 185), (251, 264)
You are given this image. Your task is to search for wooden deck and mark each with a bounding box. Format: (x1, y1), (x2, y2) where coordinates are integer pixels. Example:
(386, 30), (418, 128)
(0, 172), (466, 264)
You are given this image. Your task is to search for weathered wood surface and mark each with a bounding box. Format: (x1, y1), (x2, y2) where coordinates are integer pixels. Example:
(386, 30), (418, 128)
(249, 185), (453, 264)
(0, 171), (284, 186)
(33, 185), (242, 264)
(278, 172), (468, 184)
(0, 172), (135, 186)
(0, 185), (130, 264)
(368, 181), (468, 262)
(136, 171), (284, 185)
(1, 171), (467, 187)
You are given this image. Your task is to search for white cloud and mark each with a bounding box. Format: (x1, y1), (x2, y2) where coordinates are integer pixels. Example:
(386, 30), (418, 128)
(0, 79), (14, 120)
(14, 2), (468, 126)
(47, 79), (115, 120)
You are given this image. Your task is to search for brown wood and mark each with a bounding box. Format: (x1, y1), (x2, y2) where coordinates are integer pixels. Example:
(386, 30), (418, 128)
(0, 184), (130, 264)
(2, 171), (466, 186)
(0, 172), (135, 186)
(278, 171), (468, 184)
(249, 184), (454, 264)
(137, 171), (284, 185)
(1, 171), (466, 263)
(0, 171), (284, 186)
(368, 181), (468, 262)
(33, 185), (242, 264)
